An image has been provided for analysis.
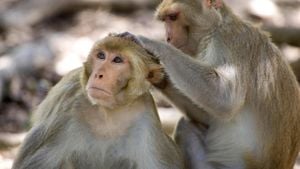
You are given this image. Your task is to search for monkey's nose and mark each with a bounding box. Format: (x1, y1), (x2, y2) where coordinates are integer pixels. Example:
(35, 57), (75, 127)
(167, 37), (171, 43)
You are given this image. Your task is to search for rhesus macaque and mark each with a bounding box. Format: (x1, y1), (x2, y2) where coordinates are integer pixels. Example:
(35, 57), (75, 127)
(12, 35), (184, 169)
(121, 0), (300, 168)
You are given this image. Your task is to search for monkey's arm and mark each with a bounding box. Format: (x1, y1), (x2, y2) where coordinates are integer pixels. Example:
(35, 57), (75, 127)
(139, 36), (244, 119)
(12, 123), (65, 169)
(13, 70), (80, 169)
(12, 125), (46, 169)
(13, 106), (70, 169)
(156, 78), (211, 123)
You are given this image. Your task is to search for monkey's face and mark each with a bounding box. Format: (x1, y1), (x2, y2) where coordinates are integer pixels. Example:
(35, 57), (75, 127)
(84, 36), (164, 109)
(86, 49), (131, 108)
(156, 0), (222, 56)
(156, 2), (194, 55)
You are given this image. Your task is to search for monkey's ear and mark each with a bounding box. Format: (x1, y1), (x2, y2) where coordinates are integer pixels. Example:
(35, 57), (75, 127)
(147, 64), (164, 84)
(205, 0), (223, 9)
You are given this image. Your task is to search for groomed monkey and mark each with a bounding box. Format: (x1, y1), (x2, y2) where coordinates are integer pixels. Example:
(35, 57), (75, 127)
(12, 35), (184, 169)
(122, 0), (300, 168)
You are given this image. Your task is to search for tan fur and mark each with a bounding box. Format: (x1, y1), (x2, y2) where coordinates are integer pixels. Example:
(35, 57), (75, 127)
(133, 0), (300, 169)
(86, 36), (164, 101)
(12, 36), (184, 169)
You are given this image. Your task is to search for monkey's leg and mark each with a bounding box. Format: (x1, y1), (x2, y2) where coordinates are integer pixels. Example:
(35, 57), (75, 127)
(174, 118), (215, 169)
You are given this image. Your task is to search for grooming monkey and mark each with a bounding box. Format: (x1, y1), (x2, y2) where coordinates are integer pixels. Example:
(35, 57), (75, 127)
(121, 0), (300, 168)
(12, 35), (184, 169)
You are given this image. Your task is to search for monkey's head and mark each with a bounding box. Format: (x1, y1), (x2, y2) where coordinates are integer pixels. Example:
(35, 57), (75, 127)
(81, 36), (163, 109)
(155, 0), (223, 55)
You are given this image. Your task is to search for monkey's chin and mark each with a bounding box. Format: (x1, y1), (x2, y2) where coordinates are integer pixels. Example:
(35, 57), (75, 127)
(87, 93), (118, 109)
(87, 88), (113, 100)
(87, 87), (112, 96)
(87, 91), (117, 109)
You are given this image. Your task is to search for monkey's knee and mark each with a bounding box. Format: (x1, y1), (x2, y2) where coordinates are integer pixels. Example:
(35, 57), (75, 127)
(174, 117), (214, 169)
(174, 117), (205, 143)
(174, 117), (207, 156)
(174, 118), (190, 140)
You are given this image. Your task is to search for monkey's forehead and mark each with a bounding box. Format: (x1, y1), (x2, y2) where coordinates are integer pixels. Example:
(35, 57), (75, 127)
(89, 36), (156, 64)
(155, 0), (198, 19)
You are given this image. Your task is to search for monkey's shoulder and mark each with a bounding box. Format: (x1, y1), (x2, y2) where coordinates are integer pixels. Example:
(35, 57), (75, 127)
(33, 68), (84, 121)
(55, 68), (82, 91)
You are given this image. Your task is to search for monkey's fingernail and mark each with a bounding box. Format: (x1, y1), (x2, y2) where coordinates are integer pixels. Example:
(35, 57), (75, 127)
(109, 33), (117, 37)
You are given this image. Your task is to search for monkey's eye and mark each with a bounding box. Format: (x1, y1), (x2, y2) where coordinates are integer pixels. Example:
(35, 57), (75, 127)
(168, 13), (178, 21)
(97, 51), (106, 60)
(112, 56), (124, 63)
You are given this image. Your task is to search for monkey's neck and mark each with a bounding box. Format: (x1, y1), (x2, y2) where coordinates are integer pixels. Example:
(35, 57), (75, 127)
(198, 5), (262, 59)
(194, 7), (235, 57)
(83, 92), (157, 138)
(217, 6), (269, 54)
(101, 92), (154, 114)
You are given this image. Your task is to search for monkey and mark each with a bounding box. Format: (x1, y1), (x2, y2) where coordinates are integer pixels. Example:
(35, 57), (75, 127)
(12, 35), (185, 169)
(119, 0), (300, 168)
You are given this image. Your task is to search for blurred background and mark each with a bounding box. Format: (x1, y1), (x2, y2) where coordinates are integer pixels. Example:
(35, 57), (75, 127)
(0, 0), (299, 168)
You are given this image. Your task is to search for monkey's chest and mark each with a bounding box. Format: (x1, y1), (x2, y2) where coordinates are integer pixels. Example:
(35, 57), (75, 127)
(64, 118), (158, 169)
(198, 39), (230, 66)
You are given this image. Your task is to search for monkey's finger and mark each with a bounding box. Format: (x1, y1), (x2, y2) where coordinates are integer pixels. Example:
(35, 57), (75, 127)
(108, 32), (131, 38)
(118, 32), (134, 38)
(118, 33), (151, 55)
(108, 32), (118, 37)
(113, 32), (143, 46)
(136, 35), (160, 57)
(133, 35), (159, 61)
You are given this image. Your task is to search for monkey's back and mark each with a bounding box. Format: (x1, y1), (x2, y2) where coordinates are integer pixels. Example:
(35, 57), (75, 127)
(231, 21), (300, 169)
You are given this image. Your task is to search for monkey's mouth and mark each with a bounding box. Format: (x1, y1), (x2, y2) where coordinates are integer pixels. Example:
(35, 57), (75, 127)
(88, 87), (112, 95)
(176, 44), (186, 50)
(171, 41), (188, 50)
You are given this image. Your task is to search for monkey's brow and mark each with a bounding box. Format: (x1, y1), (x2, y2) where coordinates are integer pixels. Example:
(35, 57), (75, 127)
(156, 13), (165, 21)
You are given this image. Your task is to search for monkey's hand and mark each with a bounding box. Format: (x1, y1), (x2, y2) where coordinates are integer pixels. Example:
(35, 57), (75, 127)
(114, 32), (172, 89)
(114, 32), (168, 57)
(113, 32), (178, 61)
(136, 35), (183, 62)
(114, 32), (164, 62)
(111, 32), (143, 46)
